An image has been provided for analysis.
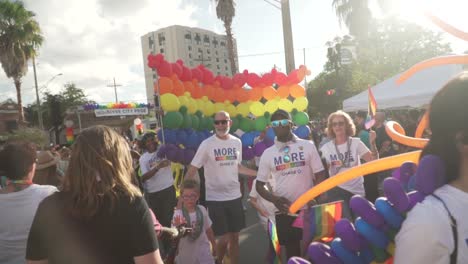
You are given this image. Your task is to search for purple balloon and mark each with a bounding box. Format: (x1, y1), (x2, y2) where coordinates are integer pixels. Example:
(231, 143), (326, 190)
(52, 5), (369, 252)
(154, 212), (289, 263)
(415, 155), (446, 195)
(156, 144), (168, 158)
(349, 195), (386, 228)
(383, 177), (410, 213)
(407, 190), (426, 209)
(287, 256), (311, 264)
(391, 167), (401, 180)
(183, 149), (195, 165)
(253, 141), (267, 157)
(164, 144), (178, 161)
(307, 242), (341, 264)
(264, 138), (274, 147)
(334, 219), (362, 251)
(242, 146), (255, 161)
(399, 162), (417, 186)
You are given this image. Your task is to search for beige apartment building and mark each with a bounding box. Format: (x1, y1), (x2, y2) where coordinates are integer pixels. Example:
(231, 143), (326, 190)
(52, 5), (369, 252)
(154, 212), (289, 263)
(141, 25), (238, 104)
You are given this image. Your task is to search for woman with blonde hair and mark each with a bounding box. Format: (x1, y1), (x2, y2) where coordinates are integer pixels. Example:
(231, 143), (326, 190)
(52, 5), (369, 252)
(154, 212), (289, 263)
(26, 125), (163, 264)
(320, 110), (378, 218)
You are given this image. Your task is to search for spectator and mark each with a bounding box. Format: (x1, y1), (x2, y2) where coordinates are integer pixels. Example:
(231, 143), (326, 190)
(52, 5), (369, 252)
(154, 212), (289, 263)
(185, 111), (257, 264)
(0, 142), (57, 264)
(395, 72), (468, 264)
(256, 109), (326, 259)
(320, 111), (378, 219)
(26, 125), (163, 264)
(33, 151), (61, 187)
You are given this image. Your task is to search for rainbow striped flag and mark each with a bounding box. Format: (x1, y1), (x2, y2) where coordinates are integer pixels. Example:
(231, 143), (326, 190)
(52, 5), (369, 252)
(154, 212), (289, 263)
(268, 219), (282, 264)
(309, 201), (343, 242)
(365, 85), (377, 129)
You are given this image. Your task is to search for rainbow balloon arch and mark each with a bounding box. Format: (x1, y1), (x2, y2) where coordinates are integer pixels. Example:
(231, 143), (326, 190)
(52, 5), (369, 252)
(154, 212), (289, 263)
(147, 53), (312, 165)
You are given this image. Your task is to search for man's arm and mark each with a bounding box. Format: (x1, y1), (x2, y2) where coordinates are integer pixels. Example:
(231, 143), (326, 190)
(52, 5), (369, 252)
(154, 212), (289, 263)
(141, 160), (170, 182)
(255, 180), (290, 213)
(184, 165), (200, 182)
(238, 164), (256, 177)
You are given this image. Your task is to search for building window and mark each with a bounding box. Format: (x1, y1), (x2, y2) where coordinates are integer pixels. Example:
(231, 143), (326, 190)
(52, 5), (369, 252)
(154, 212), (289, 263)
(198, 47), (202, 53)
(215, 50), (218, 55)
(158, 33), (165, 46)
(203, 35), (210, 47)
(206, 49), (211, 54)
(220, 41), (226, 47)
(160, 48), (164, 53)
(216, 58), (219, 62)
(225, 66), (228, 71)
(189, 53), (192, 58)
(224, 59), (227, 63)
(153, 74), (157, 79)
(188, 46), (192, 51)
(148, 36), (154, 49)
(194, 33), (201, 45)
(217, 71), (221, 75)
(217, 65), (220, 69)
(185, 32), (192, 43)
(212, 38), (219, 48)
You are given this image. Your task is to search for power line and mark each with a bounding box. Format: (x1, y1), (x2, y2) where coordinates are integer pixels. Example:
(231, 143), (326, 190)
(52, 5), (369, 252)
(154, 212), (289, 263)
(238, 46), (326, 58)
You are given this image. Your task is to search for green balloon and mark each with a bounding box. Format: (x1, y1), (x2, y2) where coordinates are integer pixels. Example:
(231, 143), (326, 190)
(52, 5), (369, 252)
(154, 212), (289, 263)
(181, 113), (192, 129)
(293, 111), (309, 126)
(230, 116), (240, 133)
(163, 111), (183, 129)
(205, 117), (214, 131)
(191, 114), (200, 130)
(239, 117), (253, 132)
(254, 116), (268, 131)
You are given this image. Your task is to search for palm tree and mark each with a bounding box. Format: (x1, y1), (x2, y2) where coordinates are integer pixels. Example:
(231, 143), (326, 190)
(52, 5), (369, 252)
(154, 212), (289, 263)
(214, 0), (237, 76)
(0, 1), (43, 124)
(332, 0), (372, 39)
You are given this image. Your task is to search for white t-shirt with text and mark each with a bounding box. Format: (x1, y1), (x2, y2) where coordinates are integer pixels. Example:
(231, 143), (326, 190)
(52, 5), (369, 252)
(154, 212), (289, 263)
(320, 137), (369, 196)
(139, 151), (173, 193)
(395, 184), (468, 264)
(0, 184), (57, 264)
(191, 135), (242, 201)
(257, 136), (324, 204)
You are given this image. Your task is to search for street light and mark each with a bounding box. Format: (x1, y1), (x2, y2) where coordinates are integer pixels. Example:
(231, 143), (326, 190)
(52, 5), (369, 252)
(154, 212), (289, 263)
(33, 67), (63, 130)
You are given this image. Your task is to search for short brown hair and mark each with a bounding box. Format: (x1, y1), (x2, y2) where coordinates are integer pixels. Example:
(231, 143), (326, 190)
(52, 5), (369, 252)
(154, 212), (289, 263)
(180, 179), (200, 193)
(326, 110), (356, 138)
(0, 142), (37, 180)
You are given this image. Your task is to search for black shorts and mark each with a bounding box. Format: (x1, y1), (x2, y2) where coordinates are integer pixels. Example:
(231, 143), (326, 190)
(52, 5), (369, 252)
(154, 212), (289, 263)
(206, 197), (246, 236)
(146, 185), (177, 227)
(275, 213), (303, 245)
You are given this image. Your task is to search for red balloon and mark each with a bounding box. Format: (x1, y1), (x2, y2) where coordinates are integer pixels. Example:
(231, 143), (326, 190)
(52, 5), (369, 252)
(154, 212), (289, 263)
(261, 72), (275, 87)
(274, 72), (288, 86)
(287, 69), (300, 84)
(191, 68), (202, 81)
(203, 69), (215, 85)
(180, 66), (192, 81)
(221, 77), (233, 90)
(158, 61), (172, 77)
(171, 62), (182, 78)
(233, 73), (246, 87)
(247, 73), (261, 87)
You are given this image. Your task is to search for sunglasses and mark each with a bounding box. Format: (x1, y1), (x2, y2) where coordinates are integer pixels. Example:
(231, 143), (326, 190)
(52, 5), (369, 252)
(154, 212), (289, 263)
(332, 121), (345, 127)
(182, 194), (198, 200)
(271, 119), (290, 128)
(214, 120), (230, 125)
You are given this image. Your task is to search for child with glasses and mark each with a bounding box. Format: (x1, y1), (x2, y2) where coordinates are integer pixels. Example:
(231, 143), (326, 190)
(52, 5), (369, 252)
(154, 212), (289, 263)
(172, 179), (217, 264)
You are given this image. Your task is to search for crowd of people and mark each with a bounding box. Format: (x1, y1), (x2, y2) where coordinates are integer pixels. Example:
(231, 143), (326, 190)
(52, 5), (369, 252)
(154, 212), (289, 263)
(0, 72), (467, 263)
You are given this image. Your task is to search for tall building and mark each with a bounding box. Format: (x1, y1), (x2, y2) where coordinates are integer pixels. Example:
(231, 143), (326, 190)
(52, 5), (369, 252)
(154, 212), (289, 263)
(141, 25), (238, 104)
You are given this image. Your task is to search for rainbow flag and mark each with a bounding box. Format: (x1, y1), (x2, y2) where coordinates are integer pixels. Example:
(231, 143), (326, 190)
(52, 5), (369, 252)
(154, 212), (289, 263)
(309, 201), (343, 242)
(365, 85), (377, 129)
(268, 219), (282, 264)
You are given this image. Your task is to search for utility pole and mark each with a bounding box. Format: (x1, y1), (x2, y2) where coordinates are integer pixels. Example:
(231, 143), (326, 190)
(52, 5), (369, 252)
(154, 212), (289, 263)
(32, 56), (43, 130)
(281, 0), (295, 74)
(303, 47), (307, 88)
(107, 78), (122, 103)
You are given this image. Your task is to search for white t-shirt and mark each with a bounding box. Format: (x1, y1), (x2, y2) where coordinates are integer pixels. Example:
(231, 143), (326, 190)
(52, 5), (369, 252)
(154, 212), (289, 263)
(173, 205), (214, 264)
(0, 184), (57, 264)
(395, 185), (468, 264)
(191, 135), (242, 201)
(257, 136), (324, 204)
(320, 137), (369, 196)
(139, 151), (173, 193)
(249, 179), (277, 230)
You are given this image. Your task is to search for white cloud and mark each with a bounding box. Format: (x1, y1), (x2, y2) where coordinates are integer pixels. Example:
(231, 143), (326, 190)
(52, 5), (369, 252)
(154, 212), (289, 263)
(0, 0), (198, 105)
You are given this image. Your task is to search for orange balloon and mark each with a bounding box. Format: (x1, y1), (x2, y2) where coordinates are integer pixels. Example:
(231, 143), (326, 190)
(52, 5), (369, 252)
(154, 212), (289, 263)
(415, 111), (429, 138)
(290, 84), (306, 98)
(183, 81), (194, 95)
(262, 86), (278, 100)
(172, 79), (185, 96)
(277, 85), (290, 98)
(397, 55), (468, 84)
(385, 121), (428, 149)
(289, 150), (422, 213)
(235, 87), (250, 103)
(191, 83), (203, 99)
(224, 88), (236, 103)
(426, 13), (468, 41)
(203, 85), (215, 100)
(156, 77), (173, 94)
(248, 87), (263, 101)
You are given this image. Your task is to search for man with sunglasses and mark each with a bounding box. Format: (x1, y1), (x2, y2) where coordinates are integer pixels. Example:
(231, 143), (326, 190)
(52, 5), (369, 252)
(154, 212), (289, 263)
(185, 111), (257, 264)
(255, 109), (326, 259)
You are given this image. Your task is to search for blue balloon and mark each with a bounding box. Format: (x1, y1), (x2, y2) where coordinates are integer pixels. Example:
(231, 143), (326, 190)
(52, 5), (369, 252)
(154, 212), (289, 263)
(375, 197), (404, 230)
(330, 238), (364, 264)
(176, 130), (188, 146)
(241, 132), (255, 147)
(266, 127), (276, 141)
(355, 217), (389, 249)
(163, 129), (177, 145)
(293, 125), (311, 139)
(185, 132), (199, 149)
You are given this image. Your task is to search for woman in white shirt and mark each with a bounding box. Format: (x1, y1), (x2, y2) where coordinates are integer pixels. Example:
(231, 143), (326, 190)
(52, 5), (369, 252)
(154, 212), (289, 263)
(395, 72), (468, 264)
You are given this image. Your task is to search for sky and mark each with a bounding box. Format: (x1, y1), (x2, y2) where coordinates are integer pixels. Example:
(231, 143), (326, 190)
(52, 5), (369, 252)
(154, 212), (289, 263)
(0, 0), (467, 106)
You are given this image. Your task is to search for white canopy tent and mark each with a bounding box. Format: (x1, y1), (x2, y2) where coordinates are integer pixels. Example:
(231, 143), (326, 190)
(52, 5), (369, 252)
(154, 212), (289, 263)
(343, 64), (464, 112)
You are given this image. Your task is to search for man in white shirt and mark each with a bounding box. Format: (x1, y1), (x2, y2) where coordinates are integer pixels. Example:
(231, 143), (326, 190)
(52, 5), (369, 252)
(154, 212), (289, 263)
(256, 109), (326, 259)
(185, 111), (257, 264)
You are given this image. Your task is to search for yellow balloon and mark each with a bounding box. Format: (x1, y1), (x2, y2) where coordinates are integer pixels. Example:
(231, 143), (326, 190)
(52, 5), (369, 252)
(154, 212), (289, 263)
(187, 98), (198, 114)
(204, 100), (215, 116)
(161, 93), (181, 111)
(225, 103), (237, 117)
(236, 103), (250, 117)
(178, 95), (190, 107)
(214, 102), (225, 113)
(278, 98), (293, 112)
(264, 99), (279, 114)
(292, 96), (308, 111)
(249, 101), (265, 117)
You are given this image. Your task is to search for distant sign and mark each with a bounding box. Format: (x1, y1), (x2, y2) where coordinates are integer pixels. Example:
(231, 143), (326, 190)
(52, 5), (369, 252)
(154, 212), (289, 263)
(340, 46), (356, 65)
(94, 108), (148, 117)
